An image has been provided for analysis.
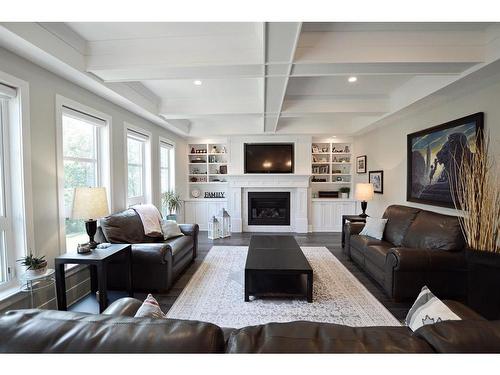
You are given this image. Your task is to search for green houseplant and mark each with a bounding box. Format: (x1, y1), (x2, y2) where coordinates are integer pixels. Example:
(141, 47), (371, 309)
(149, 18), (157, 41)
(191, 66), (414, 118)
(339, 187), (350, 199)
(449, 131), (500, 319)
(162, 190), (183, 221)
(17, 253), (47, 277)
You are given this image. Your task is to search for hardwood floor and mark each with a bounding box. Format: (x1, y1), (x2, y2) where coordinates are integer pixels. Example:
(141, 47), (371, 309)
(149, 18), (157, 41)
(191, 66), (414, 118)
(137, 231), (412, 321)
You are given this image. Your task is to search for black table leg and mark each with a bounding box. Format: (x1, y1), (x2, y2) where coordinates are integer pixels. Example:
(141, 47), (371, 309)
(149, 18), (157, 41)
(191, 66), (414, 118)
(341, 217), (346, 248)
(55, 261), (67, 310)
(90, 265), (97, 294)
(307, 272), (313, 303)
(97, 263), (108, 313)
(126, 247), (133, 297)
(244, 269), (249, 302)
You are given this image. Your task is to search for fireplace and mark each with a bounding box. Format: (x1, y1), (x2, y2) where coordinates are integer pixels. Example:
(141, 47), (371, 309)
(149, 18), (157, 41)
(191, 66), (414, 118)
(248, 192), (290, 226)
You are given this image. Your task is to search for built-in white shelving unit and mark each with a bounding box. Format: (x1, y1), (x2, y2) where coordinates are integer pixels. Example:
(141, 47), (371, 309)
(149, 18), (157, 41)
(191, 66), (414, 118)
(311, 141), (353, 192)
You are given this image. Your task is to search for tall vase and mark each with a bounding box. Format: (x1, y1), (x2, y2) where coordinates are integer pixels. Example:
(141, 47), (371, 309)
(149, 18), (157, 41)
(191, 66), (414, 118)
(466, 249), (500, 319)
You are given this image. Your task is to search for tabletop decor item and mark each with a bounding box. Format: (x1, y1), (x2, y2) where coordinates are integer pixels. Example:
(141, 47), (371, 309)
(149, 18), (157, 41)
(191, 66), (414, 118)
(355, 183), (374, 218)
(407, 112), (483, 208)
(208, 216), (221, 240)
(448, 129), (500, 319)
(216, 208), (231, 238)
(162, 190), (183, 221)
(72, 187), (110, 249)
(339, 187), (350, 199)
(17, 253), (47, 277)
(356, 155), (367, 173)
(369, 170), (384, 194)
(191, 189), (201, 198)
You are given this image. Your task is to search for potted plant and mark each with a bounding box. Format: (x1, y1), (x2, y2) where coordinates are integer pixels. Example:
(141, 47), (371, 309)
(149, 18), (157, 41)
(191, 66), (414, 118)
(18, 253), (47, 277)
(339, 187), (350, 199)
(449, 131), (500, 319)
(162, 190), (183, 221)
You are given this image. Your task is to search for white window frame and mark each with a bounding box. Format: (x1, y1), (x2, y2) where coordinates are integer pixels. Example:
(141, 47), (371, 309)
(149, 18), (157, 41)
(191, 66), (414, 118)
(55, 95), (112, 255)
(125, 123), (152, 207)
(0, 72), (34, 296)
(159, 138), (175, 215)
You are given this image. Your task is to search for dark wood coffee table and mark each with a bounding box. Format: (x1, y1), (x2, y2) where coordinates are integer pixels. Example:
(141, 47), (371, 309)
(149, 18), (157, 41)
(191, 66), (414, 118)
(245, 235), (313, 303)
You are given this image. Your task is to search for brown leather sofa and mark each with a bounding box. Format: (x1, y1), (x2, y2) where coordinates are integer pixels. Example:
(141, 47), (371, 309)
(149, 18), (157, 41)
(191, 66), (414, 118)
(1, 297), (500, 353)
(344, 205), (467, 302)
(95, 208), (199, 291)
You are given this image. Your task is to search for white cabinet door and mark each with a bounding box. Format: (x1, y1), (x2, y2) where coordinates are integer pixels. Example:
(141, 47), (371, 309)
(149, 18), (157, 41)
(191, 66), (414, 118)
(312, 201), (357, 232)
(184, 202), (197, 225)
(194, 202), (209, 230)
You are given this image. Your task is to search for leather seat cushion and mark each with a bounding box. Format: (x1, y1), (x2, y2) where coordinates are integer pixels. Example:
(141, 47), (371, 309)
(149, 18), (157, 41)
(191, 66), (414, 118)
(382, 205), (420, 246)
(364, 245), (392, 269)
(351, 235), (393, 253)
(402, 210), (465, 251)
(166, 235), (193, 257)
(226, 321), (433, 353)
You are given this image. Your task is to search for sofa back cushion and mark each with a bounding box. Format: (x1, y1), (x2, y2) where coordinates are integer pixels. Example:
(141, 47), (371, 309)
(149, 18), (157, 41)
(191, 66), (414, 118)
(0, 309), (225, 353)
(99, 209), (160, 244)
(402, 210), (465, 251)
(382, 205), (421, 246)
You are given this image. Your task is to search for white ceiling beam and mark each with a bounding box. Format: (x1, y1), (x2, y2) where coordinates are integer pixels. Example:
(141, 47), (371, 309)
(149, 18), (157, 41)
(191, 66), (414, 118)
(282, 96), (389, 114)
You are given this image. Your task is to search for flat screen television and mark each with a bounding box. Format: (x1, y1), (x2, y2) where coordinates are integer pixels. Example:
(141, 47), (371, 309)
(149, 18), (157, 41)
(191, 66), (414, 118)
(244, 143), (294, 174)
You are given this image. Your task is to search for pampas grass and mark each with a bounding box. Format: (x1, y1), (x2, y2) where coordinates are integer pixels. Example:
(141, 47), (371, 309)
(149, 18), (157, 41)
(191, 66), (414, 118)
(449, 130), (500, 253)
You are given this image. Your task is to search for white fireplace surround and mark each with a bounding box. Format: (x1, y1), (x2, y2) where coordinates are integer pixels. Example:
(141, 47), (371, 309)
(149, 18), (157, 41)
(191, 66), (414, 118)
(227, 174), (309, 233)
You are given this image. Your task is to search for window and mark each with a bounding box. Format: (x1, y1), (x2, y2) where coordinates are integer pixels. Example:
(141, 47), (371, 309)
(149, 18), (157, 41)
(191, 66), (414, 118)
(159, 140), (175, 215)
(0, 96), (10, 285)
(126, 127), (151, 206)
(57, 96), (111, 254)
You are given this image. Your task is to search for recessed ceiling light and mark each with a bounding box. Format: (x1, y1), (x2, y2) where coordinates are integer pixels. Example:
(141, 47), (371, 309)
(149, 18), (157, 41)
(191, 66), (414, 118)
(348, 76), (357, 83)
(193, 80), (203, 86)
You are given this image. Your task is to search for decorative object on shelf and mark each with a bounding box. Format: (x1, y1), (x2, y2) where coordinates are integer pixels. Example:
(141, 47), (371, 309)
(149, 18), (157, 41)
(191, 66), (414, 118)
(72, 187), (110, 249)
(336, 176), (343, 181)
(217, 209), (231, 238)
(219, 165), (227, 174)
(222, 146), (227, 154)
(191, 189), (201, 198)
(211, 145), (218, 153)
(356, 155), (367, 173)
(162, 190), (183, 221)
(204, 191), (225, 199)
(318, 191), (338, 198)
(448, 129), (500, 319)
(17, 253), (48, 277)
(344, 146), (350, 153)
(191, 157), (205, 163)
(190, 176), (198, 182)
(339, 187), (350, 199)
(407, 112), (484, 208)
(311, 177), (327, 183)
(355, 183), (374, 218)
(369, 170), (384, 194)
(191, 147), (195, 154)
(208, 216), (221, 240)
(312, 145), (319, 153)
(321, 147), (328, 152)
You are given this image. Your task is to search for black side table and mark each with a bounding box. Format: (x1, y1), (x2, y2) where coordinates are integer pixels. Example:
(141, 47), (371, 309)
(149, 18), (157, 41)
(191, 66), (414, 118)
(55, 244), (133, 313)
(341, 215), (367, 248)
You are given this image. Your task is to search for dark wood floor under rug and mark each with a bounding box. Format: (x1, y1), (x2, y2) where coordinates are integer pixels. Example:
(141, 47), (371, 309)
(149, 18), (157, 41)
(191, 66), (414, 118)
(137, 232), (412, 321)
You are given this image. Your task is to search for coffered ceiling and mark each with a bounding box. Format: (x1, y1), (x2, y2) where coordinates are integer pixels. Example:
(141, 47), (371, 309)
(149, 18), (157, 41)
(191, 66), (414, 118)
(1, 22), (500, 137)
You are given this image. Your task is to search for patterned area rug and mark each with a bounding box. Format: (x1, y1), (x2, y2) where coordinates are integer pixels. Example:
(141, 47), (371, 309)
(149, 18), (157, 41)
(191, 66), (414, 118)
(166, 246), (400, 328)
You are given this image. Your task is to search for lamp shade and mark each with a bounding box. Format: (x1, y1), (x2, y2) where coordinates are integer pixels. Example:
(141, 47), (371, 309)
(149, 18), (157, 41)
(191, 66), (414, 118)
(355, 183), (374, 201)
(72, 187), (110, 220)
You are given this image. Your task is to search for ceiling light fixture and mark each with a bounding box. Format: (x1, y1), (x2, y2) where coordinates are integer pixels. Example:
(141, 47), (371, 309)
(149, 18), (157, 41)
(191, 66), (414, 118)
(193, 80), (203, 86)
(348, 76), (357, 83)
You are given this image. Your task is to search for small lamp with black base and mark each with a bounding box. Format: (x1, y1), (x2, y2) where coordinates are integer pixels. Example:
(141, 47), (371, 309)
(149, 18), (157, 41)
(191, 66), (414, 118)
(355, 183), (374, 218)
(72, 187), (110, 252)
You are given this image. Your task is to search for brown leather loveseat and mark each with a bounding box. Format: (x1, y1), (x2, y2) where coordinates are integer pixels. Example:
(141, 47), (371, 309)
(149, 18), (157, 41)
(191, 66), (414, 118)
(1, 297), (500, 353)
(95, 208), (199, 292)
(344, 205), (467, 301)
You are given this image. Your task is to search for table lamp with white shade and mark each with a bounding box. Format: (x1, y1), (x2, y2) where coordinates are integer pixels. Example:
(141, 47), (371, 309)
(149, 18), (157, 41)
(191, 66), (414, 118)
(355, 183), (374, 218)
(72, 187), (110, 251)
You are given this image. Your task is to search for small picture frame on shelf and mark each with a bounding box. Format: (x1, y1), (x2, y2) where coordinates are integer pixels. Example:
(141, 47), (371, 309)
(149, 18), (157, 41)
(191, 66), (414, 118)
(356, 155), (367, 174)
(219, 165), (227, 174)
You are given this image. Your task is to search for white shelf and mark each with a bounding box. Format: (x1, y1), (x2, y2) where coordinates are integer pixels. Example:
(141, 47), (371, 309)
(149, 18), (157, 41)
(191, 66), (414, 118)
(311, 141), (353, 192)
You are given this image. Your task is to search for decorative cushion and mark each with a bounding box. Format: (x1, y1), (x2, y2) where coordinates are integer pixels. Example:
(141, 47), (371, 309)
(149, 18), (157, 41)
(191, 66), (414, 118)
(405, 286), (461, 332)
(134, 294), (166, 319)
(359, 217), (388, 240)
(161, 220), (184, 240)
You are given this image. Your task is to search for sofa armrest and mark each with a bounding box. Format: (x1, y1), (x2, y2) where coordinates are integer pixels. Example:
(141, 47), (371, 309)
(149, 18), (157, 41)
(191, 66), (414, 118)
(442, 300), (486, 320)
(178, 223), (199, 259)
(387, 247), (466, 272)
(131, 243), (173, 265)
(102, 297), (143, 317)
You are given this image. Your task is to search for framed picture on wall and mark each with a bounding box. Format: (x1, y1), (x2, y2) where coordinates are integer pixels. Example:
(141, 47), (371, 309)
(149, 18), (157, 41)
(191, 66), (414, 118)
(356, 155), (367, 174)
(407, 112), (484, 208)
(369, 170), (384, 194)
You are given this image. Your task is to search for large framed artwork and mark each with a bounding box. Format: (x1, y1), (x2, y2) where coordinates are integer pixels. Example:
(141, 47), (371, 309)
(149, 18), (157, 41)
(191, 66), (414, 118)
(407, 112), (484, 208)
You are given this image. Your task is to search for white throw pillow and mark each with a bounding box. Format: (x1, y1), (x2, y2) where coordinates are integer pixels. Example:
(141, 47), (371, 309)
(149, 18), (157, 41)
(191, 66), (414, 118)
(359, 217), (388, 240)
(161, 219), (184, 240)
(134, 294), (166, 319)
(405, 286), (461, 332)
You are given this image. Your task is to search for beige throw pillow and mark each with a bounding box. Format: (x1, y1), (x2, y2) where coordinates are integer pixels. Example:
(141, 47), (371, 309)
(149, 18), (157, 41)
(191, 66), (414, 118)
(134, 294), (166, 319)
(161, 219), (184, 240)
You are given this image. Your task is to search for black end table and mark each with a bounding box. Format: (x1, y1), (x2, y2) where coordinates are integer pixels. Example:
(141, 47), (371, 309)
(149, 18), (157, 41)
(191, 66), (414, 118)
(341, 215), (367, 248)
(55, 244), (133, 313)
(245, 235), (313, 303)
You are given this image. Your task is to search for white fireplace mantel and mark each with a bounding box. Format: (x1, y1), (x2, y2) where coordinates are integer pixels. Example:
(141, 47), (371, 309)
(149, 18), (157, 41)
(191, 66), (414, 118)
(226, 174), (310, 233)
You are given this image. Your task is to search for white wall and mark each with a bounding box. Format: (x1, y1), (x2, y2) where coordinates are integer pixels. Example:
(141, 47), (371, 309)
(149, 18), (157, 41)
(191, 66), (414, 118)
(0, 47), (187, 268)
(353, 63), (500, 218)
